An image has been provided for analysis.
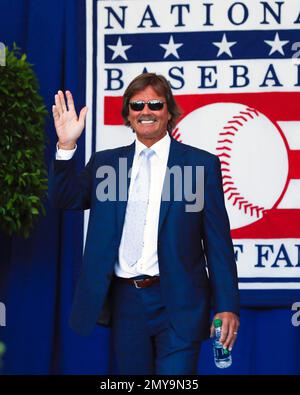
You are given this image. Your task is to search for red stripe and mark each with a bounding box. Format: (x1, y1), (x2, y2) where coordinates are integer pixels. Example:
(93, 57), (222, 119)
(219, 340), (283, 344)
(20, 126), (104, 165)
(289, 150), (300, 179)
(232, 210), (300, 239)
(104, 96), (124, 125)
(104, 92), (300, 125)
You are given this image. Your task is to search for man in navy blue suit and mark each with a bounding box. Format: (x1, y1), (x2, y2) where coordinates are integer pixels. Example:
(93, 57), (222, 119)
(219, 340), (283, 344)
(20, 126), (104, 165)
(49, 73), (240, 375)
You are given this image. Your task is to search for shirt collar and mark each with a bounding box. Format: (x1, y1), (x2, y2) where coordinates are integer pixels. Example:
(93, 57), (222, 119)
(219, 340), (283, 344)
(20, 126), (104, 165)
(135, 133), (170, 161)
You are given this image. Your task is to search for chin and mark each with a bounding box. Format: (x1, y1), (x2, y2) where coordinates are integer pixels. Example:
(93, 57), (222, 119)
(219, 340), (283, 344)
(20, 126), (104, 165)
(137, 130), (158, 138)
(144, 133), (163, 141)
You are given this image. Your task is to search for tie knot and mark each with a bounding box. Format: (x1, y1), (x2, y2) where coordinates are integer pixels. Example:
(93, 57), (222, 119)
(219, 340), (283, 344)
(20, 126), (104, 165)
(141, 148), (155, 159)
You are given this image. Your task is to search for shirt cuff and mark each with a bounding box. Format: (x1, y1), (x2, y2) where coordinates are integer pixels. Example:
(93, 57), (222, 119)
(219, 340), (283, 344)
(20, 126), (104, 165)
(56, 143), (77, 160)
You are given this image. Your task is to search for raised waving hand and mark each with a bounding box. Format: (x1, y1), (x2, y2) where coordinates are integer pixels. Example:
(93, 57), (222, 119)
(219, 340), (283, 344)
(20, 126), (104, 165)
(52, 90), (88, 150)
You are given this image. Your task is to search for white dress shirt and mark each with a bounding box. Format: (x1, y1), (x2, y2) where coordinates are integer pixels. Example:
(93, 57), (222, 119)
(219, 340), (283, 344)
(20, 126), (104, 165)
(56, 144), (77, 160)
(56, 133), (171, 278)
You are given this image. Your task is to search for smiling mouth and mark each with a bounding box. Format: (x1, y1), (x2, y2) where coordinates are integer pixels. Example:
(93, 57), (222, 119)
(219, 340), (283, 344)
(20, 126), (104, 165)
(138, 119), (157, 124)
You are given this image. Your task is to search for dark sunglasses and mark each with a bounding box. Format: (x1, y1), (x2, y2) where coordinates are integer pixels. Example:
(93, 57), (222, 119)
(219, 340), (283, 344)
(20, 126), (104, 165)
(129, 100), (165, 112)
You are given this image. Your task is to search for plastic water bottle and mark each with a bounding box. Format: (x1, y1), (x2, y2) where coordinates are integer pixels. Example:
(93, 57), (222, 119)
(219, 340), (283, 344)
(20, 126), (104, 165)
(213, 318), (232, 368)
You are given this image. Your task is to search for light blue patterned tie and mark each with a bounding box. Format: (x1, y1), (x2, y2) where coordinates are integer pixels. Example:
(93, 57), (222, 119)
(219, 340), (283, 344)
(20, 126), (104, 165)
(122, 148), (154, 267)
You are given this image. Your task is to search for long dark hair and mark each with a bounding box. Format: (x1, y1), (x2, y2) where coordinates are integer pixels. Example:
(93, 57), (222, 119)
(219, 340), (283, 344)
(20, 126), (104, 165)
(122, 73), (181, 133)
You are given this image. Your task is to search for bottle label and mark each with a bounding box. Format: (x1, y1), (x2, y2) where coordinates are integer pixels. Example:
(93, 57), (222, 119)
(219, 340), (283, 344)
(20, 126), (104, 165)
(214, 345), (231, 360)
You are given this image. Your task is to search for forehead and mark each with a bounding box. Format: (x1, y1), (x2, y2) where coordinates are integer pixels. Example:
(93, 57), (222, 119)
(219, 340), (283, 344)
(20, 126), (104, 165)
(130, 85), (166, 101)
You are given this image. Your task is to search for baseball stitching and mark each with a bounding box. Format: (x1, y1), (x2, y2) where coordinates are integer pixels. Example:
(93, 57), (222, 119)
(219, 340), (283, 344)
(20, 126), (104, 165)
(216, 106), (265, 218)
(173, 107), (265, 218)
(171, 127), (182, 142)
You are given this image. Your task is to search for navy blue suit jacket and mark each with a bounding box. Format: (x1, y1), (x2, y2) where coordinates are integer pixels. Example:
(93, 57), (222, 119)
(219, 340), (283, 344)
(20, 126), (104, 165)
(49, 138), (240, 341)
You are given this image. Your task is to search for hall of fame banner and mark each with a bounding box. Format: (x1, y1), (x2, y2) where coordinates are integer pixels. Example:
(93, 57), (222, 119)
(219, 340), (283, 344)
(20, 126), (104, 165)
(84, 0), (300, 305)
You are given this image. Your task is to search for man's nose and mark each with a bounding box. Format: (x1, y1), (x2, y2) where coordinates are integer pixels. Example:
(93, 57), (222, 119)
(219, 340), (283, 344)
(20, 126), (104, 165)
(140, 103), (152, 115)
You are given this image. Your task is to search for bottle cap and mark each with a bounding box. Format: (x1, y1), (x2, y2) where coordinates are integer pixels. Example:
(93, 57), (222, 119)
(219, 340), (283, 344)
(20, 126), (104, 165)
(214, 318), (222, 328)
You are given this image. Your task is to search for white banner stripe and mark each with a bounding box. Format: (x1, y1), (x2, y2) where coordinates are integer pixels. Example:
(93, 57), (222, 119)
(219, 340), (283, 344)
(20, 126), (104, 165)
(98, 0), (300, 33)
(239, 282), (300, 289)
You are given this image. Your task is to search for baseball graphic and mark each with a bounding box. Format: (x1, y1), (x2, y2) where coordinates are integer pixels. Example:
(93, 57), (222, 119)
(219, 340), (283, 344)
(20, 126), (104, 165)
(174, 103), (289, 229)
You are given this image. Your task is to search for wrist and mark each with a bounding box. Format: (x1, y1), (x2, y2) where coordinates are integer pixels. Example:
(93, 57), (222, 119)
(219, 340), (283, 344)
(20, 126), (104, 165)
(58, 141), (76, 150)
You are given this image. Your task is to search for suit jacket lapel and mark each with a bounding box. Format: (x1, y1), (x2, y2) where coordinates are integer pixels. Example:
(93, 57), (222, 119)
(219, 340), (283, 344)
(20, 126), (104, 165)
(158, 138), (188, 234)
(115, 138), (188, 238)
(116, 141), (135, 238)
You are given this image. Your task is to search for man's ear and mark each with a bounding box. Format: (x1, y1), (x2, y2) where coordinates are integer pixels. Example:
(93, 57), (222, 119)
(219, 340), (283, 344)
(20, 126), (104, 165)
(168, 113), (171, 120)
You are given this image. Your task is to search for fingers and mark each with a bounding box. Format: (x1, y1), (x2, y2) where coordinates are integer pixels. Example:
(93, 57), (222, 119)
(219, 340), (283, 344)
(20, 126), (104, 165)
(66, 90), (75, 112)
(52, 105), (59, 121)
(54, 90), (71, 115)
(79, 106), (88, 124)
(53, 90), (86, 124)
(58, 90), (67, 112)
(221, 325), (237, 351)
(221, 321), (239, 351)
(55, 93), (63, 116)
(212, 312), (240, 351)
(227, 330), (238, 351)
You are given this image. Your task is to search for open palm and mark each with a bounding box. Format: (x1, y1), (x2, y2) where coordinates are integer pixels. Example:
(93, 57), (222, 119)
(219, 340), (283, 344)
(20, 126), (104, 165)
(52, 90), (88, 149)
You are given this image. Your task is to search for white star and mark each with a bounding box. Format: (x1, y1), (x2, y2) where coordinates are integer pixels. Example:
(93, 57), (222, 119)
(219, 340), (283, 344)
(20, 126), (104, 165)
(264, 32), (289, 56)
(159, 35), (183, 59)
(213, 34), (237, 58)
(107, 37), (132, 61)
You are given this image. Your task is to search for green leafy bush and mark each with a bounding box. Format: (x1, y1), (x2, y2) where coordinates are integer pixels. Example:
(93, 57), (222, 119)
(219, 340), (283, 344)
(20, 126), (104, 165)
(0, 45), (48, 237)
